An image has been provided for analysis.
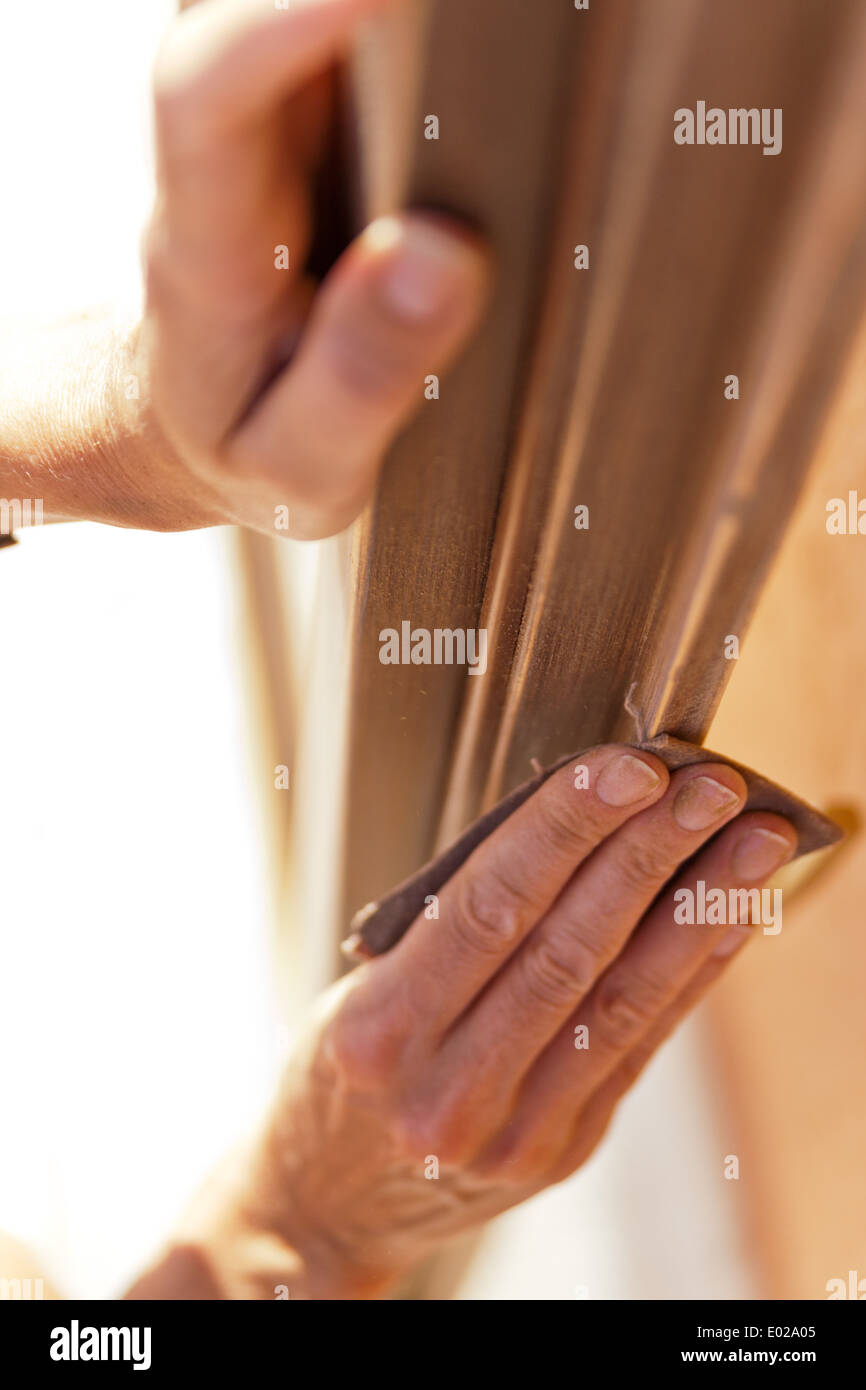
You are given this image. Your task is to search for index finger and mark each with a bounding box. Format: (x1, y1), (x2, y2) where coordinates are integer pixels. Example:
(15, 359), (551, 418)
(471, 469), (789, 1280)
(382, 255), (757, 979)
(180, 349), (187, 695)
(368, 745), (669, 1036)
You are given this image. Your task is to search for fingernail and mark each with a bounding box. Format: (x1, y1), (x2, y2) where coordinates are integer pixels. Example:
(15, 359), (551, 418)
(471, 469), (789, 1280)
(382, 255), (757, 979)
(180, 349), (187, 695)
(596, 753), (662, 806)
(713, 924), (752, 958)
(674, 775), (742, 831)
(731, 828), (794, 880)
(374, 216), (478, 322)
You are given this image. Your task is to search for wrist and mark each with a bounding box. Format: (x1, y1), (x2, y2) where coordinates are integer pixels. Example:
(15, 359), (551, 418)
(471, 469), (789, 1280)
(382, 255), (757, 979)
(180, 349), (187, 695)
(96, 319), (227, 532)
(126, 1143), (397, 1301)
(0, 311), (224, 533)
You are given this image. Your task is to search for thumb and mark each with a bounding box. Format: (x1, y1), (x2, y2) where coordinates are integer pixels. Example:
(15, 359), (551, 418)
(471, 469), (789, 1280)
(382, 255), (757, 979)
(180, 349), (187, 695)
(226, 212), (491, 538)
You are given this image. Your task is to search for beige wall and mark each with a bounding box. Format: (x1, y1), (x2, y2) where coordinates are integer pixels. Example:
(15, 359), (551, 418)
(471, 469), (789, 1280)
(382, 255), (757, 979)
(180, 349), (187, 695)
(708, 324), (866, 1299)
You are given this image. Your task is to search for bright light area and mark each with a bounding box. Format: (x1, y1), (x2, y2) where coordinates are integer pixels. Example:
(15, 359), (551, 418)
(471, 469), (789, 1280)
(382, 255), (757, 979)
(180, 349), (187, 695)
(0, 2), (280, 1296)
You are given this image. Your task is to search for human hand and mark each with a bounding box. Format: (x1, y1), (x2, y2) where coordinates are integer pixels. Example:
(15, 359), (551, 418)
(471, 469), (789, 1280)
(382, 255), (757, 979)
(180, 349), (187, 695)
(200, 743), (796, 1298)
(136, 0), (488, 538)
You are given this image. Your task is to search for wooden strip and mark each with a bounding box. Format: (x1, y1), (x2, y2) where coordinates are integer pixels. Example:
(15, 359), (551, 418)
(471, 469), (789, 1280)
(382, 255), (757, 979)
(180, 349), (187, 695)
(330, 0), (583, 938)
(442, 0), (866, 830)
(280, 0), (866, 972)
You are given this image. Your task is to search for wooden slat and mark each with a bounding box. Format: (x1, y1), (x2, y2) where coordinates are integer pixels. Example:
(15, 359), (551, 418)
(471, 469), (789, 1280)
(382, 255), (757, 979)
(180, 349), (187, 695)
(305, 0), (866, 961)
(443, 0), (866, 828)
(330, 0), (583, 944)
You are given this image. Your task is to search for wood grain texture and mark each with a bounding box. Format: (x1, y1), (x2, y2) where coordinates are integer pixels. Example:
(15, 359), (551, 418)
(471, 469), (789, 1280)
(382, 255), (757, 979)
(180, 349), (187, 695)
(310, 0), (866, 955)
(335, 0), (583, 934)
(441, 0), (866, 831)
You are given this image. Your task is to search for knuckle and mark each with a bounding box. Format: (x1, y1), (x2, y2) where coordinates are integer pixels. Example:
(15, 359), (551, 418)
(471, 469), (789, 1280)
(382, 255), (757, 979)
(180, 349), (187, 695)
(393, 1095), (475, 1166)
(326, 1006), (405, 1090)
(535, 782), (595, 858)
(615, 839), (675, 896)
(390, 1105), (433, 1161)
(520, 934), (603, 1009)
(595, 967), (667, 1047)
(480, 1133), (559, 1188)
(450, 869), (531, 956)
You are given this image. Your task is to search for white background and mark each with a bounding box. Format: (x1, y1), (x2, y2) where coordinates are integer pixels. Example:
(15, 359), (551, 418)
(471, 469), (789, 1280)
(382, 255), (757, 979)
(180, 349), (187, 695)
(0, 0), (279, 1296)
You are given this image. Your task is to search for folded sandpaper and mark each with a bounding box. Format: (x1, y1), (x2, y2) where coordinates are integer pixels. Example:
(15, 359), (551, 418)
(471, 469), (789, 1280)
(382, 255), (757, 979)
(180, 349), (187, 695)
(346, 735), (842, 958)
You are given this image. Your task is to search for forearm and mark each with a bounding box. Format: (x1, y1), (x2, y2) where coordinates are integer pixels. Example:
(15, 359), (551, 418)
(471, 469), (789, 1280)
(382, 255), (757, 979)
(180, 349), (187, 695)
(0, 312), (220, 533)
(124, 1229), (310, 1302)
(123, 1143), (393, 1302)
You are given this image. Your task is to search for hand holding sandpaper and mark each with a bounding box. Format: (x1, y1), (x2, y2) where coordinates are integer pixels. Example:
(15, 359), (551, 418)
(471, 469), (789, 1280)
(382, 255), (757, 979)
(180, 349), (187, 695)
(229, 743), (821, 1296)
(347, 736), (841, 958)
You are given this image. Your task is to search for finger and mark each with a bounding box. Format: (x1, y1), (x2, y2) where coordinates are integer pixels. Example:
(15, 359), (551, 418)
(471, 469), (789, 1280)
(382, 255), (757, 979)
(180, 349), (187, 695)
(226, 212), (491, 535)
(485, 812), (795, 1178)
(150, 0), (389, 300)
(349, 746), (669, 1045)
(434, 763), (748, 1101)
(154, 0), (386, 140)
(547, 922), (759, 1184)
(562, 810), (795, 1087)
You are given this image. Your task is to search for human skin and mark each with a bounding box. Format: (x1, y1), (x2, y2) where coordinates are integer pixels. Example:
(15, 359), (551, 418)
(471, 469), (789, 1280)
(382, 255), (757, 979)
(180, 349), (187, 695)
(127, 747), (796, 1299)
(0, 0), (798, 1299)
(0, 0), (489, 539)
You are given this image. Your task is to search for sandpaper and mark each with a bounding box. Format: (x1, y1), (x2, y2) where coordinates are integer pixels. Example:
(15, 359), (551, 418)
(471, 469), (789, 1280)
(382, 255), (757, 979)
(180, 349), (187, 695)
(347, 735), (842, 958)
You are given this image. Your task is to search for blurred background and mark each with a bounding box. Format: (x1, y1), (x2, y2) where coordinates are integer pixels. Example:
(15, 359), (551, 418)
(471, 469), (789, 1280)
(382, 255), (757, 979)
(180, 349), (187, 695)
(0, 0), (283, 1298)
